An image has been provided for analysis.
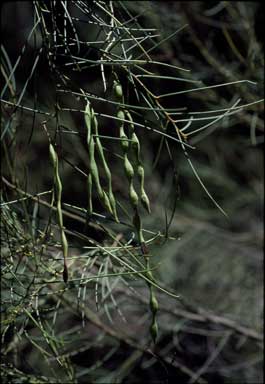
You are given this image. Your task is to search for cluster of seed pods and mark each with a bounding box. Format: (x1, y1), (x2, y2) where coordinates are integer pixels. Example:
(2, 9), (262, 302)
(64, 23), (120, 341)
(84, 101), (119, 222)
(114, 79), (158, 343)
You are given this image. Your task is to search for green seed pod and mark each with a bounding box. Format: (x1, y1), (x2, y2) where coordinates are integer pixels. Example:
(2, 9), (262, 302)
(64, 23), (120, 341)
(117, 109), (125, 121)
(129, 184), (139, 207)
(141, 191), (151, 214)
(114, 80), (123, 100)
(85, 103), (94, 219)
(124, 154), (134, 181)
(49, 142), (69, 283)
(108, 190), (119, 222)
(121, 134), (129, 152)
(137, 165), (144, 179)
(117, 111), (129, 153)
(131, 132), (140, 160)
(85, 101), (92, 145)
(49, 143), (57, 167)
(125, 109), (135, 135)
(150, 320), (158, 343)
(137, 166), (151, 214)
(90, 109), (118, 221)
(102, 190), (114, 215)
(89, 138), (103, 199)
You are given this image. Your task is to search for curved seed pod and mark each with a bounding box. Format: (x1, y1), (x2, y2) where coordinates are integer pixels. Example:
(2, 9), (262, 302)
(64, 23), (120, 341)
(121, 134), (129, 153)
(129, 183), (139, 208)
(85, 101), (119, 221)
(124, 154), (134, 181)
(91, 109), (118, 221)
(140, 191), (151, 214)
(118, 110), (129, 153)
(124, 109), (135, 136)
(49, 143), (69, 283)
(131, 132), (140, 161)
(49, 143), (57, 166)
(84, 101), (94, 220)
(137, 165), (151, 214)
(89, 137), (113, 215)
(124, 117), (151, 214)
(89, 137), (103, 199)
(114, 77), (155, 342)
(85, 101), (92, 146)
(108, 192), (118, 221)
(102, 190), (114, 215)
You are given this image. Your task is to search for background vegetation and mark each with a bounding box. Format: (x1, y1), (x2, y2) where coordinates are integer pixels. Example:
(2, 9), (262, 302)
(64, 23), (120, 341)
(1, 1), (263, 383)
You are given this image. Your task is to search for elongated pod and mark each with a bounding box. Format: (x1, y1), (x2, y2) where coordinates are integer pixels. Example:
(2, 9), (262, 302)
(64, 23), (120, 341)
(49, 143), (68, 283)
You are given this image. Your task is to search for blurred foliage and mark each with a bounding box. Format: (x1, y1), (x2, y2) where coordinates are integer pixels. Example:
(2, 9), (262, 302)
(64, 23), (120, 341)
(1, 1), (263, 383)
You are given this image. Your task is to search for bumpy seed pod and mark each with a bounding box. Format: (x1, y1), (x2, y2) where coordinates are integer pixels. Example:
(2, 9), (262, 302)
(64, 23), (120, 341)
(130, 132), (151, 214)
(140, 192), (151, 214)
(115, 80), (140, 219)
(123, 152), (139, 209)
(124, 113), (151, 214)
(89, 137), (113, 215)
(131, 132), (140, 160)
(124, 154), (134, 181)
(49, 143), (69, 283)
(125, 109), (135, 136)
(129, 184), (139, 208)
(89, 137), (103, 199)
(114, 77), (156, 343)
(117, 110), (129, 153)
(91, 109), (118, 221)
(137, 165), (151, 214)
